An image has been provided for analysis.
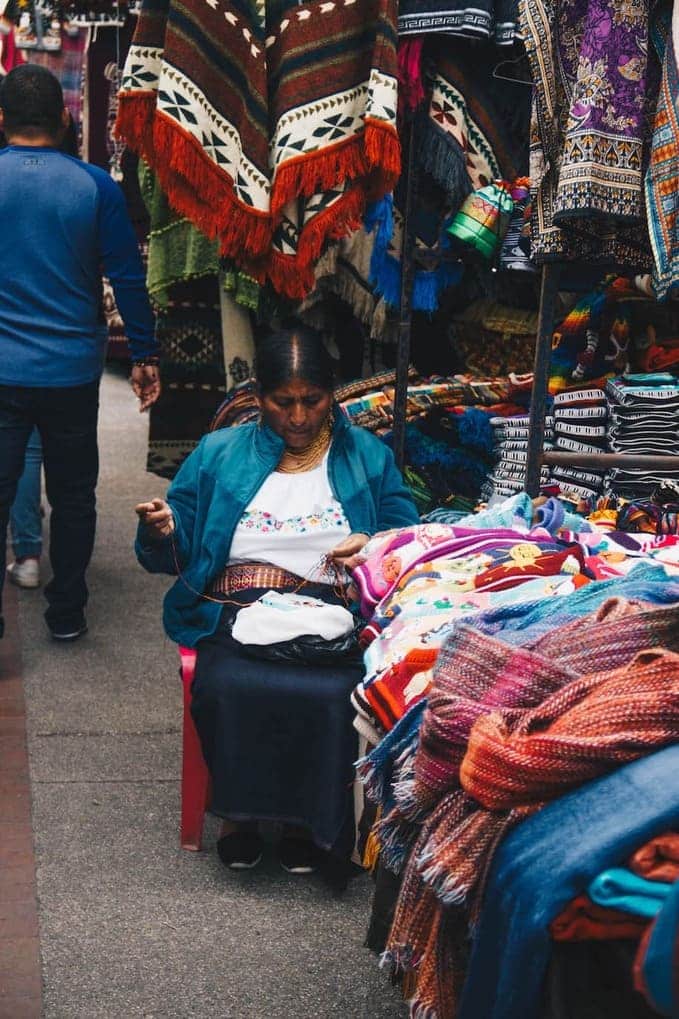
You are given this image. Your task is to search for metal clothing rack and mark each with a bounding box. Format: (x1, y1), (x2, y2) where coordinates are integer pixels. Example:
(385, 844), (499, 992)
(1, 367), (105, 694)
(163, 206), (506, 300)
(392, 113), (418, 472)
(523, 264), (679, 497)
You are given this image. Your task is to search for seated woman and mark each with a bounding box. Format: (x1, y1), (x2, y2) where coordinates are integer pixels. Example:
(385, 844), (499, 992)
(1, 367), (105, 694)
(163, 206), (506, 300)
(135, 327), (418, 882)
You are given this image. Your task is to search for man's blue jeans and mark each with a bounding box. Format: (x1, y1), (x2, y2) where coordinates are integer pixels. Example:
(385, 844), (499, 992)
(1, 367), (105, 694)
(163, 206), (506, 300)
(0, 382), (99, 625)
(10, 427), (43, 560)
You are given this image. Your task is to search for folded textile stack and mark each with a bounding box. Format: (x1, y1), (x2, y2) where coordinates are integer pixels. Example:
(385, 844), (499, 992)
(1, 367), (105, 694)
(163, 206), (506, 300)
(606, 377), (679, 498)
(486, 415), (553, 497)
(339, 376), (522, 435)
(551, 388), (609, 500)
(359, 590), (679, 1017)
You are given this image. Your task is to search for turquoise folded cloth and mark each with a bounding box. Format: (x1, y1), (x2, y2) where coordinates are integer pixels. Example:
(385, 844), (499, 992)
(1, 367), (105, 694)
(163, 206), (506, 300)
(588, 867), (674, 919)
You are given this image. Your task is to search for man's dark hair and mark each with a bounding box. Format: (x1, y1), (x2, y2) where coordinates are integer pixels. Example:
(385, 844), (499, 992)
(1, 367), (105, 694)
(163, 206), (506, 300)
(0, 64), (64, 139)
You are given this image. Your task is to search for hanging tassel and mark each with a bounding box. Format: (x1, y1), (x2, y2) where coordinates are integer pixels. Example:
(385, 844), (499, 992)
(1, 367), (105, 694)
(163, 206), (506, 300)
(397, 39), (426, 116)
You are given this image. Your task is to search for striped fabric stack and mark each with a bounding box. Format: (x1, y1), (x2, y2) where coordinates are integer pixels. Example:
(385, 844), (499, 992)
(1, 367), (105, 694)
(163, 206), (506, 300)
(486, 415), (553, 498)
(551, 389), (608, 501)
(606, 378), (679, 498)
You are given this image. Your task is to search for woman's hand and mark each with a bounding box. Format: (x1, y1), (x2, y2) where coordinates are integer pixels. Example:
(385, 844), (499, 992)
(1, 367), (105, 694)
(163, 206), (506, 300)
(135, 498), (175, 539)
(328, 532), (370, 571)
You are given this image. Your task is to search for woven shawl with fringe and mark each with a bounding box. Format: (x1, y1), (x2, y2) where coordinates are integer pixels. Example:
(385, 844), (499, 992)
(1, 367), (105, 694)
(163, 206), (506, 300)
(385, 598), (679, 1018)
(116, 0), (399, 299)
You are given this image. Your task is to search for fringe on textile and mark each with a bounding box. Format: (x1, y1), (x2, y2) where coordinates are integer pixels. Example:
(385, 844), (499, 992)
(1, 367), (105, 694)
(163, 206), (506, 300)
(117, 95), (271, 263)
(271, 120), (401, 218)
(417, 117), (473, 208)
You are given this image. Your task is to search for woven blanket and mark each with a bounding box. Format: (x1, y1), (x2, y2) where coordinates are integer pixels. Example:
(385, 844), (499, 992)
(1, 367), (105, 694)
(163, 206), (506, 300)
(645, 1), (679, 299)
(461, 649), (679, 811)
(116, 0), (399, 299)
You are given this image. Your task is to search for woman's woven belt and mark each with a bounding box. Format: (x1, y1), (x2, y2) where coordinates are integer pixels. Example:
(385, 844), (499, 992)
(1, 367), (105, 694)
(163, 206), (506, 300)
(209, 563), (304, 595)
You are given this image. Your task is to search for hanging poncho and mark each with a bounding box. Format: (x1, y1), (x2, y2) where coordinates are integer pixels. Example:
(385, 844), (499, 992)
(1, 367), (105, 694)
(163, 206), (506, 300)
(115, 0), (400, 299)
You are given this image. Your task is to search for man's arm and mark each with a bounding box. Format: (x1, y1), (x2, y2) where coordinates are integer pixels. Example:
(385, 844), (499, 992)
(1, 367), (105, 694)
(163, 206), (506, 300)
(95, 172), (158, 362)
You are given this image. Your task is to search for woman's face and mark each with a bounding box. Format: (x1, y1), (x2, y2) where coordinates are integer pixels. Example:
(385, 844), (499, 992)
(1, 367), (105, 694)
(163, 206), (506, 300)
(259, 378), (333, 450)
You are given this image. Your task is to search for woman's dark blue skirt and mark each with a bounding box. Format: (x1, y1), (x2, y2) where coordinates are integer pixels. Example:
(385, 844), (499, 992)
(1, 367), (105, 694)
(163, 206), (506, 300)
(191, 628), (362, 855)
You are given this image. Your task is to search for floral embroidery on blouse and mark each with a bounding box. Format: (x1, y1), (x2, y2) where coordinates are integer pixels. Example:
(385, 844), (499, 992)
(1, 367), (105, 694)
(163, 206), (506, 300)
(240, 507), (348, 534)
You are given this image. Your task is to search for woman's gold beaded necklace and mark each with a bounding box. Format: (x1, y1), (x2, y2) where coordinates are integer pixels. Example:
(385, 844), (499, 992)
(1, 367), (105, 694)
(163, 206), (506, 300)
(276, 418), (332, 474)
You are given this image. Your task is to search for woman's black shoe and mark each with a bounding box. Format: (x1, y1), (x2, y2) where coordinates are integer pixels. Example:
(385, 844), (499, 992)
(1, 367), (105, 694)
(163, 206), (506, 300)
(278, 836), (318, 875)
(217, 831), (263, 870)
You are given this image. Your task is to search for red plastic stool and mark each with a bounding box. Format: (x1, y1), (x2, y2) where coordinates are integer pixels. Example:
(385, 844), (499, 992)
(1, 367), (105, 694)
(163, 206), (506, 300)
(179, 646), (210, 850)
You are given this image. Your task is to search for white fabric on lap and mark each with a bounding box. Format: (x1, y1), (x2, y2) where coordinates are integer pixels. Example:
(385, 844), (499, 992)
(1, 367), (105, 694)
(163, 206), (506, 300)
(231, 591), (355, 645)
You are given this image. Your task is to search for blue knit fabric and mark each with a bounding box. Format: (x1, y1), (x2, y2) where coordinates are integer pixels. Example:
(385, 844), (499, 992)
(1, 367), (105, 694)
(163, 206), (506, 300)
(640, 880), (679, 1016)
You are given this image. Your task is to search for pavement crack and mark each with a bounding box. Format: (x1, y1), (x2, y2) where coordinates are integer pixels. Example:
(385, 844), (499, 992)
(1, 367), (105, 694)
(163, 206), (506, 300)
(32, 778), (179, 784)
(33, 728), (180, 737)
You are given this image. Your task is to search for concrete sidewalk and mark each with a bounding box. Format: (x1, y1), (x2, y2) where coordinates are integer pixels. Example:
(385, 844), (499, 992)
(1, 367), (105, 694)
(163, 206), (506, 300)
(15, 367), (406, 1018)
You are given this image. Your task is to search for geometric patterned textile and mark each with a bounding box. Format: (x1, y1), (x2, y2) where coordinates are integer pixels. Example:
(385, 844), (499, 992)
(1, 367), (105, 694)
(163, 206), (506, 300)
(147, 276), (226, 479)
(398, 0), (518, 43)
(521, 0), (663, 268)
(115, 0), (400, 299)
(645, 2), (679, 300)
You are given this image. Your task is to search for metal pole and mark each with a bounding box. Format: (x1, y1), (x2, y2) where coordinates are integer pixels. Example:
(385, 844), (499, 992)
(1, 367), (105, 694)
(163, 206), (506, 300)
(543, 451), (679, 471)
(524, 263), (561, 496)
(392, 115), (417, 472)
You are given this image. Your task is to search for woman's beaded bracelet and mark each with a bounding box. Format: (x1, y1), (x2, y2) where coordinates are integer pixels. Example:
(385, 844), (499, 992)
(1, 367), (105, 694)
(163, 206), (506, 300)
(132, 357), (161, 367)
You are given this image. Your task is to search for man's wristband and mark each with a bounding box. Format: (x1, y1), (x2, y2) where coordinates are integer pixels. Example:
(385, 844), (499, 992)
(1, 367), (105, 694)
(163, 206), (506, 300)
(132, 357), (161, 367)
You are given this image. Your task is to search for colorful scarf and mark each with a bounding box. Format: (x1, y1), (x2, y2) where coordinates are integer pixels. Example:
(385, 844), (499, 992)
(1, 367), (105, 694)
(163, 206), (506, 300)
(116, 0), (400, 299)
(645, 1), (679, 299)
(461, 650), (679, 811)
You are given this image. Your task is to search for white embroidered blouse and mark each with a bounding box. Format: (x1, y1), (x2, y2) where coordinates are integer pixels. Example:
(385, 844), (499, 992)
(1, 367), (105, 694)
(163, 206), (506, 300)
(228, 453), (351, 583)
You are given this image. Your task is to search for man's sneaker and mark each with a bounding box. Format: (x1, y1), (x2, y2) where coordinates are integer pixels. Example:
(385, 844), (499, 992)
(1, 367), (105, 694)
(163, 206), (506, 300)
(7, 558), (40, 589)
(47, 614), (88, 642)
(217, 831), (263, 871)
(278, 836), (318, 875)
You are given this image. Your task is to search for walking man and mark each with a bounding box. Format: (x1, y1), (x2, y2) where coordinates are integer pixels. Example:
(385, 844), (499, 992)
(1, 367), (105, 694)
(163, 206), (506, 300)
(0, 64), (161, 641)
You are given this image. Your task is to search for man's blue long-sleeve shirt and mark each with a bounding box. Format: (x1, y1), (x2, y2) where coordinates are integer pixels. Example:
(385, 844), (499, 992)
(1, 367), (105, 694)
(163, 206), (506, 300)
(0, 145), (157, 386)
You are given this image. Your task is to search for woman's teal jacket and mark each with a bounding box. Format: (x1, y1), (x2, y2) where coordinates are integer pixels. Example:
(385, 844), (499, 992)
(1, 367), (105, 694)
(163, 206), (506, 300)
(136, 413), (419, 647)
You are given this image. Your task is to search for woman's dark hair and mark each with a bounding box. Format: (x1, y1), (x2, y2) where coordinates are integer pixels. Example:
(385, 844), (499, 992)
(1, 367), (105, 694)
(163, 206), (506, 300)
(255, 326), (336, 395)
(0, 65), (64, 139)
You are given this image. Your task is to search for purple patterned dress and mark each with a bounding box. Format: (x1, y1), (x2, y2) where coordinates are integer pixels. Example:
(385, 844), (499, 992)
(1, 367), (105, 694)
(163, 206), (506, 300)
(521, 0), (665, 267)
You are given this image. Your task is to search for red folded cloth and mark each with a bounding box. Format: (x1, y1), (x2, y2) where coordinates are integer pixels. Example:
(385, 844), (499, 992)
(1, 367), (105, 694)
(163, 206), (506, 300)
(629, 832), (679, 883)
(551, 894), (648, 942)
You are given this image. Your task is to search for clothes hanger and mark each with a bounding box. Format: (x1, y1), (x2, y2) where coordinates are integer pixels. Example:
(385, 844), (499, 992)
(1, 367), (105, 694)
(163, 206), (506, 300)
(492, 54), (533, 87)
